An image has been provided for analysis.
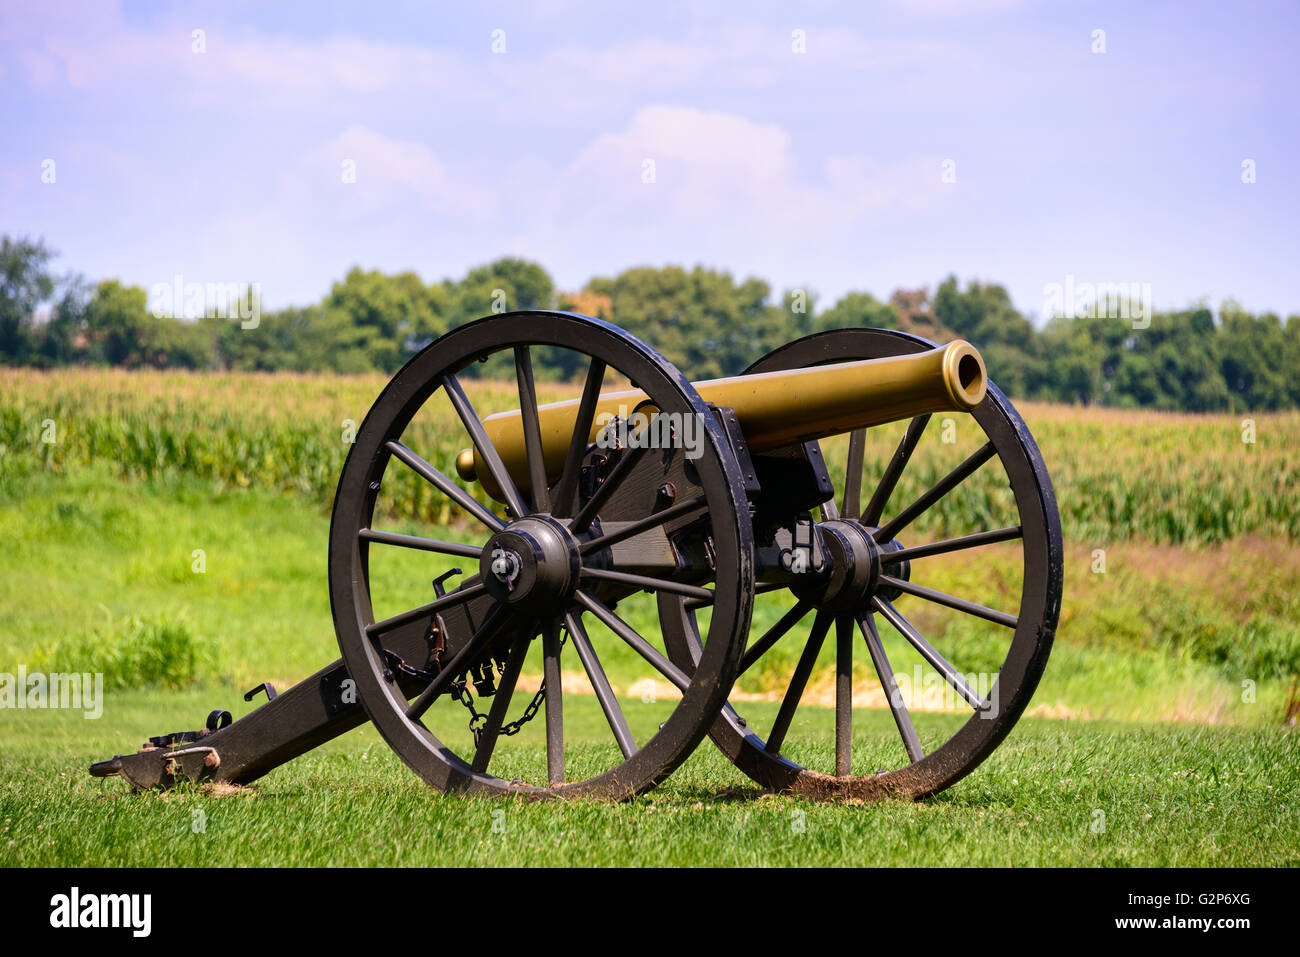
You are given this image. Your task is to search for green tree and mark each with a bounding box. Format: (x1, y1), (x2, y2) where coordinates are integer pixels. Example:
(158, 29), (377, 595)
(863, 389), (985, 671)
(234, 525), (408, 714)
(1217, 301), (1289, 411)
(934, 276), (1041, 396)
(781, 287), (820, 339)
(1286, 315), (1300, 407)
(588, 265), (786, 379)
(1039, 312), (1125, 404)
(453, 257), (555, 321)
(33, 273), (93, 366)
(445, 258), (556, 378)
(324, 267), (450, 373)
(0, 236), (57, 362)
(216, 305), (371, 373)
(813, 291), (899, 335)
(1136, 308), (1230, 412)
(84, 280), (154, 367)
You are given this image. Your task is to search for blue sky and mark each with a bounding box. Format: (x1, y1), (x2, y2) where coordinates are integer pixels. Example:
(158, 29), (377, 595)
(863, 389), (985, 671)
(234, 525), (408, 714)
(2, 0), (1297, 320)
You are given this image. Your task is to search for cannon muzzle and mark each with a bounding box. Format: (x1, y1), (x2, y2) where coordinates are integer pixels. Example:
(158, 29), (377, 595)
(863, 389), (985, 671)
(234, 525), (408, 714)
(455, 339), (986, 498)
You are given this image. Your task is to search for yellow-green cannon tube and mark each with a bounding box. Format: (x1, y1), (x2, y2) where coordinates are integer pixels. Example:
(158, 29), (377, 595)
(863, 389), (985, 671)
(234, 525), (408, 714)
(455, 339), (986, 502)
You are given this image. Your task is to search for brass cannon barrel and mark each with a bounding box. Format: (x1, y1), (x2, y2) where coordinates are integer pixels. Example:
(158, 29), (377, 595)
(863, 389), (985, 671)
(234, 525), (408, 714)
(455, 339), (987, 498)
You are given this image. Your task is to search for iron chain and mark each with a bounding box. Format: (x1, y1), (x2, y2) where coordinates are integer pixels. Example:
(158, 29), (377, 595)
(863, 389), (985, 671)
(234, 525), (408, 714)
(451, 626), (567, 745)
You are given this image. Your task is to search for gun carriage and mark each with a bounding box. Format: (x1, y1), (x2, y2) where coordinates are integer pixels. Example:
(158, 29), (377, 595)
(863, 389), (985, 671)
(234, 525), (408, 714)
(92, 312), (1062, 800)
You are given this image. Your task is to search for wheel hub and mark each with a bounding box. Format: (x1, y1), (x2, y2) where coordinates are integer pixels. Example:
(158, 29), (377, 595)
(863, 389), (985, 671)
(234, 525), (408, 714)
(791, 520), (909, 613)
(479, 516), (580, 612)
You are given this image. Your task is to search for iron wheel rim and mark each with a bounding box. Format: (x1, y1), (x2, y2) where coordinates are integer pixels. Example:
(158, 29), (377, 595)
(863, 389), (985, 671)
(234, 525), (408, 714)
(329, 311), (755, 799)
(660, 327), (1063, 800)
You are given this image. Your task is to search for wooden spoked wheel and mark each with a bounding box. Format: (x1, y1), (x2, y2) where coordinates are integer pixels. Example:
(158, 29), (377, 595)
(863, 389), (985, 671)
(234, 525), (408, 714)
(660, 328), (1063, 800)
(330, 312), (755, 799)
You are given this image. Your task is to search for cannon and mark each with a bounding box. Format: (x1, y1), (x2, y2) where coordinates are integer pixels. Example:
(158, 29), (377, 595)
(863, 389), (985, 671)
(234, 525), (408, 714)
(91, 312), (1061, 800)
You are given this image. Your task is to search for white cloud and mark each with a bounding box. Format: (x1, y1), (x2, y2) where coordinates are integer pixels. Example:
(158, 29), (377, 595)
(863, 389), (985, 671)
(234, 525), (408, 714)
(475, 105), (955, 304)
(300, 125), (498, 222)
(5, 6), (467, 107)
(191, 125), (499, 303)
(5, 11), (975, 123)
(489, 26), (976, 116)
(509, 106), (947, 259)
(197, 38), (467, 108)
(0, 8), (998, 305)
(190, 105), (948, 304)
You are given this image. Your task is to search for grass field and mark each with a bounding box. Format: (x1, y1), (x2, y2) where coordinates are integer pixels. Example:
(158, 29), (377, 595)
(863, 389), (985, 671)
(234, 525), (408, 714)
(2, 689), (1296, 867)
(1, 369), (1297, 866)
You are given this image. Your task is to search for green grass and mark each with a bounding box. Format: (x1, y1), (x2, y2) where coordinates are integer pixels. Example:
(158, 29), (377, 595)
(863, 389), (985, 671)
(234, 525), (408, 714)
(1, 467), (1291, 722)
(0, 468), (1296, 866)
(1, 688), (1295, 867)
(2, 369), (1298, 866)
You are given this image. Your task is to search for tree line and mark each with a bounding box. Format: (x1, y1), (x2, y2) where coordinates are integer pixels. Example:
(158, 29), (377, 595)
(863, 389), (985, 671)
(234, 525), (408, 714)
(4, 234), (1298, 412)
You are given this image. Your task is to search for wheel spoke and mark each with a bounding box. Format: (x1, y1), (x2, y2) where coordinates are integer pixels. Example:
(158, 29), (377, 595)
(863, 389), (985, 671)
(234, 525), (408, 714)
(550, 357), (606, 518)
(874, 440), (995, 543)
(366, 582), (487, 637)
(877, 575), (1018, 630)
(405, 603), (507, 720)
(578, 567), (713, 602)
(471, 626), (532, 773)
(569, 443), (651, 533)
(862, 415), (931, 527)
(574, 590), (691, 692)
(441, 373), (528, 519)
(565, 610), (637, 759)
(835, 615), (853, 775)
(857, 613), (924, 763)
(881, 526), (1022, 564)
(842, 428), (866, 520)
(385, 440), (504, 532)
(514, 346), (551, 514)
(738, 600), (812, 677)
(765, 610), (832, 755)
(359, 528), (483, 559)
(578, 494), (707, 555)
(542, 616), (564, 785)
(873, 597), (986, 710)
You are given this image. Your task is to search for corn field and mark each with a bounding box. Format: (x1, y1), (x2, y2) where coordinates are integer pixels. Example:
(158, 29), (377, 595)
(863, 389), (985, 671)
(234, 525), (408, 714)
(2, 368), (1297, 543)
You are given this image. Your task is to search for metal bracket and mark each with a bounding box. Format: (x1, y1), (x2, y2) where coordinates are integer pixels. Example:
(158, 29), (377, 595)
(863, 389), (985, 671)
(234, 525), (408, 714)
(244, 683), (278, 703)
